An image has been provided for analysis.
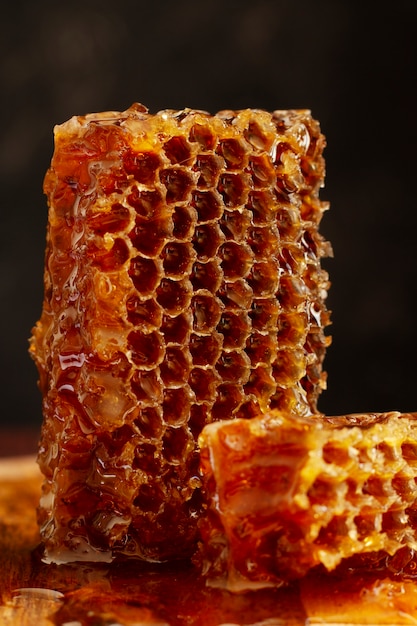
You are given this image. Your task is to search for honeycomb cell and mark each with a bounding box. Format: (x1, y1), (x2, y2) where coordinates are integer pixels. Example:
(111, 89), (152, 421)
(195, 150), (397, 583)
(194, 155), (223, 189)
(250, 298), (280, 332)
(161, 242), (195, 278)
(160, 346), (191, 387)
(249, 154), (276, 188)
(162, 388), (193, 426)
(161, 311), (191, 345)
(247, 190), (278, 225)
(162, 425), (190, 462)
(278, 275), (308, 310)
(189, 367), (219, 402)
(191, 293), (223, 333)
(130, 217), (172, 257)
(172, 205), (196, 240)
(218, 241), (253, 280)
(218, 138), (248, 169)
(244, 365), (277, 404)
(130, 369), (163, 405)
(273, 348), (306, 387)
(189, 332), (223, 366)
(90, 237), (130, 271)
(247, 260), (279, 297)
(218, 173), (248, 207)
(193, 223), (224, 261)
(278, 311), (308, 347)
(191, 260), (223, 292)
(248, 225), (280, 259)
(160, 167), (195, 203)
(189, 123), (217, 150)
(126, 295), (162, 330)
(216, 351), (251, 384)
(188, 403), (210, 438)
(211, 383), (245, 421)
(192, 190), (223, 221)
(163, 136), (193, 166)
(218, 278), (253, 309)
(127, 187), (165, 219)
(220, 209), (251, 241)
(87, 203), (131, 235)
(244, 119), (271, 151)
(128, 257), (161, 296)
(217, 310), (251, 350)
(246, 332), (277, 366)
(123, 149), (162, 184)
(156, 278), (192, 316)
(127, 329), (165, 369)
(276, 206), (302, 241)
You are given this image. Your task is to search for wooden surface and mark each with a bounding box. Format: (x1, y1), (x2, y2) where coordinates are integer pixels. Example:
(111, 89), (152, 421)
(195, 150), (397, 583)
(1, 456), (417, 625)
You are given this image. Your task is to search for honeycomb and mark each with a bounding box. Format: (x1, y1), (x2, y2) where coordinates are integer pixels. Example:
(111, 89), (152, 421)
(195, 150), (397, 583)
(30, 103), (331, 563)
(196, 410), (417, 591)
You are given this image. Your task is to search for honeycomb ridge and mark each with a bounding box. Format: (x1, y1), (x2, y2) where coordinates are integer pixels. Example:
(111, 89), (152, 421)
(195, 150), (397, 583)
(30, 103), (330, 563)
(196, 410), (417, 591)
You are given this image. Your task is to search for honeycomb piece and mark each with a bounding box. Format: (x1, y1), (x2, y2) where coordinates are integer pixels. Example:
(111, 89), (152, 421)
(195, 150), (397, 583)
(196, 410), (417, 591)
(30, 103), (330, 563)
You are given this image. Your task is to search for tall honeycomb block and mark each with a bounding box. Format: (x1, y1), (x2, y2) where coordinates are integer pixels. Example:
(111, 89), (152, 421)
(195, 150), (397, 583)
(30, 103), (331, 563)
(196, 410), (417, 591)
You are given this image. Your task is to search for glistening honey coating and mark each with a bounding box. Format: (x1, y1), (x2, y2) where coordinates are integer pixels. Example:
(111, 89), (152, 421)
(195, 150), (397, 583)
(196, 410), (417, 591)
(30, 103), (331, 563)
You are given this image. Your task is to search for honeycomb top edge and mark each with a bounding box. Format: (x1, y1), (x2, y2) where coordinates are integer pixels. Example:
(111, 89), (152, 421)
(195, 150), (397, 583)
(53, 102), (315, 137)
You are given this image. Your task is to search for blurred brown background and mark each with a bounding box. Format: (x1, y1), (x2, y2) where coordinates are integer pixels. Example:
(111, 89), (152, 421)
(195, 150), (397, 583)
(1, 0), (416, 446)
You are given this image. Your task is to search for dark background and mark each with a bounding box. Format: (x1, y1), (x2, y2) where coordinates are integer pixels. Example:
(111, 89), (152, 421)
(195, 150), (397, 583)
(1, 0), (416, 435)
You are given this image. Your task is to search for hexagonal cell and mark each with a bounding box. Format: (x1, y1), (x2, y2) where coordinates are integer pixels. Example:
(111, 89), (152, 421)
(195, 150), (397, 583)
(217, 138), (248, 170)
(90, 237), (130, 272)
(244, 365), (277, 404)
(249, 298), (280, 332)
(162, 388), (193, 427)
(246, 332), (278, 366)
(160, 167), (195, 203)
(123, 149), (162, 184)
(193, 223), (224, 261)
(247, 260), (280, 297)
(273, 348), (307, 387)
(192, 189), (223, 221)
(215, 350), (251, 385)
(126, 295), (163, 330)
(156, 278), (192, 316)
(163, 136), (193, 166)
(191, 293), (223, 333)
(194, 154), (224, 189)
(130, 369), (163, 405)
(248, 225), (279, 259)
(276, 206), (302, 241)
(218, 241), (254, 280)
(129, 217), (172, 257)
(278, 311), (308, 347)
(161, 311), (192, 345)
(278, 275), (307, 310)
(211, 383), (245, 421)
(127, 187), (166, 220)
(189, 123), (217, 150)
(188, 403), (210, 438)
(189, 367), (219, 402)
(218, 173), (248, 207)
(189, 332), (223, 366)
(278, 245), (306, 276)
(218, 278), (253, 310)
(244, 120), (271, 151)
(162, 425), (191, 462)
(127, 329), (165, 369)
(87, 202), (131, 235)
(128, 257), (161, 296)
(220, 209), (251, 241)
(217, 310), (251, 350)
(249, 154), (276, 188)
(161, 241), (195, 278)
(132, 441), (161, 473)
(172, 205), (196, 240)
(160, 346), (191, 387)
(191, 259), (223, 293)
(247, 190), (278, 225)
